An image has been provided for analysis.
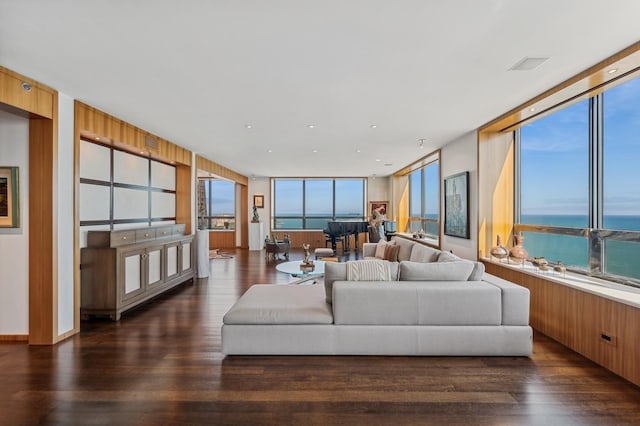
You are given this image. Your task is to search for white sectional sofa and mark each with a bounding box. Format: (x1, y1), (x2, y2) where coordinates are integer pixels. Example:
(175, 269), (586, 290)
(222, 237), (532, 356)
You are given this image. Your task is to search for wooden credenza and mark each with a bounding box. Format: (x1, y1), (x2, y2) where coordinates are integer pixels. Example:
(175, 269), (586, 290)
(81, 224), (195, 320)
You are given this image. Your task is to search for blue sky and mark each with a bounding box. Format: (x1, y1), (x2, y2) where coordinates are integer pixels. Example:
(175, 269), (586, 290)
(521, 76), (640, 217)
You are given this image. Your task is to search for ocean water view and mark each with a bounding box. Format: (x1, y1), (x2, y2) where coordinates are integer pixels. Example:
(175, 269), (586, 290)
(519, 214), (640, 281)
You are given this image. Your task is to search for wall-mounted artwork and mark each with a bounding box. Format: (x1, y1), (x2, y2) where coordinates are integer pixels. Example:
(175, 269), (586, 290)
(368, 201), (388, 220)
(0, 167), (20, 228)
(444, 171), (469, 239)
(253, 194), (264, 208)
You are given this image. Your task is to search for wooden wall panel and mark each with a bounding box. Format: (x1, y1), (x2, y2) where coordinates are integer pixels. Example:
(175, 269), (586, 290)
(29, 116), (55, 345)
(175, 164), (192, 235)
(75, 102), (192, 166)
(0, 66), (54, 119)
(209, 231), (236, 249)
(239, 185), (248, 248)
(484, 262), (640, 387)
(196, 155), (248, 186)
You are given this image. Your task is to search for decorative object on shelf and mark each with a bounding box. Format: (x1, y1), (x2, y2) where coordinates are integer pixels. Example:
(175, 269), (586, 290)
(253, 194), (264, 208)
(444, 171), (470, 239)
(554, 261), (566, 275)
(252, 205), (260, 223)
(302, 243), (311, 264)
(531, 257), (548, 268)
(490, 235), (509, 261)
(0, 166), (19, 228)
(509, 232), (528, 264)
(224, 221), (230, 229)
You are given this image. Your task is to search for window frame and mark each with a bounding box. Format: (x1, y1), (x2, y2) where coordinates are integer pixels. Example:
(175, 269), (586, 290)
(515, 86), (640, 288)
(198, 178), (236, 230)
(272, 178), (366, 230)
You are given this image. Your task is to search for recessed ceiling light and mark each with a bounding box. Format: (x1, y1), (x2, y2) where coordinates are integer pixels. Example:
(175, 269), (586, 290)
(509, 56), (551, 71)
(529, 107), (536, 112)
(375, 159), (381, 162)
(370, 124), (377, 129)
(356, 149), (361, 153)
(95, 136), (101, 141)
(307, 124), (316, 129)
(312, 149), (318, 153)
(245, 124), (252, 129)
(608, 68), (618, 74)
(267, 149), (272, 153)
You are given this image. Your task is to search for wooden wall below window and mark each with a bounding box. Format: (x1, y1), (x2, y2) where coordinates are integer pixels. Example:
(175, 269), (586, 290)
(209, 231), (236, 249)
(484, 261), (640, 387)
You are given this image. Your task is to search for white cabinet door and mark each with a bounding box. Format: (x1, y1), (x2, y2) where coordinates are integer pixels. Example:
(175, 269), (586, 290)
(124, 252), (142, 294)
(147, 248), (162, 285)
(182, 242), (191, 272)
(167, 244), (179, 278)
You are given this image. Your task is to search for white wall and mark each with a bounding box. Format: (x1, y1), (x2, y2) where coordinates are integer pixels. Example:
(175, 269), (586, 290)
(56, 93), (75, 335)
(248, 177), (271, 240)
(367, 176), (390, 217)
(0, 109), (29, 334)
(441, 130), (478, 260)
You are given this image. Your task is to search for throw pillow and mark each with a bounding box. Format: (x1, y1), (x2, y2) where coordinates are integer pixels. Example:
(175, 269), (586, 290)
(398, 260), (474, 281)
(383, 244), (400, 262)
(346, 260), (392, 281)
(374, 240), (390, 259)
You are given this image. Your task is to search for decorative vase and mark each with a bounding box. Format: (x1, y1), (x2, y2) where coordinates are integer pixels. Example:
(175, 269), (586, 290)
(509, 233), (528, 264)
(490, 235), (509, 261)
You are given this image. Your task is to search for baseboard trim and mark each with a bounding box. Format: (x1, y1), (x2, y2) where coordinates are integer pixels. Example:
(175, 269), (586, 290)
(0, 334), (29, 342)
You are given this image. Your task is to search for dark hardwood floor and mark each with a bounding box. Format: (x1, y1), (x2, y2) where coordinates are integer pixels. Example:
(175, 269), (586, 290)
(1, 248), (640, 425)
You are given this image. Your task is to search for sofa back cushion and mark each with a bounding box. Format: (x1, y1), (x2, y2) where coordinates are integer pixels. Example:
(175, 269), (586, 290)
(332, 281), (502, 325)
(398, 260), (474, 281)
(324, 261), (399, 304)
(391, 237), (416, 261)
(437, 251), (485, 281)
(409, 244), (440, 263)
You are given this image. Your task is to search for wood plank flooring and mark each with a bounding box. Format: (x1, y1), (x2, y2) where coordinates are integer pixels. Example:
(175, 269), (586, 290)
(1, 248), (640, 425)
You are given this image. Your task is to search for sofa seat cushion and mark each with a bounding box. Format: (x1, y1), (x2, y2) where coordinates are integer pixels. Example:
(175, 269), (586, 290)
(399, 260), (474, 281)
(223, 284), (333, 325)
(333, 281), (502, 326)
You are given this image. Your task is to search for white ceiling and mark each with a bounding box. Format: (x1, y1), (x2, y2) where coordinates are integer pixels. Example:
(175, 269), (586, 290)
(1, 1), (639, 178)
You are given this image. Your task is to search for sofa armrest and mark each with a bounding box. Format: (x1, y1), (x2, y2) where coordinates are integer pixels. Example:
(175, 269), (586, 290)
(482, 273), (530, 326)
(362, 243), (377, 258)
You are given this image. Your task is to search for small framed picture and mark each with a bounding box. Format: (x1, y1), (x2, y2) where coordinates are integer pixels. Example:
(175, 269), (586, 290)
(0, 166), (19, 228)
(253, 194), (264, 208)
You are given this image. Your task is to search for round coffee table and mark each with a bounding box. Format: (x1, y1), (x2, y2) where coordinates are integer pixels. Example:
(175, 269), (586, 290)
(275, 260), (326, 278)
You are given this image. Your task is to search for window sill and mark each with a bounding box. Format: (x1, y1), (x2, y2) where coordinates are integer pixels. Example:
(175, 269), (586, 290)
(481, 257), (640, 309)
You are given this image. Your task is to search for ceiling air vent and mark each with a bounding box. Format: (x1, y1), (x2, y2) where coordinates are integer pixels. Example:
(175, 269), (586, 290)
(144, 135), (158, 150)
(509, 56), (550, 71)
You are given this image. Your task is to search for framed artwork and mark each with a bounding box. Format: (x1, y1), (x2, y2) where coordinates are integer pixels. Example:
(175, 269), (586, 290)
(368, 201), (388, 219)
(0, 167), (20, 228)
(444, 171), (469, 239)
(253, 194), (264, 208)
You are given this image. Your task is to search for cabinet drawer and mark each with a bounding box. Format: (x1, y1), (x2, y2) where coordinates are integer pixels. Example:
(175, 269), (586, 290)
(110, 230), (136, 247)
(155, 226), (173, 239)
(135, 228), (156, 243)
(172, 224), (186, 235)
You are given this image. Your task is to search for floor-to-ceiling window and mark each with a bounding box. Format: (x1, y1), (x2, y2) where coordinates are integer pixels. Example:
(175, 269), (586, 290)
(516, 74), (640, 286)
(272, 178), (365, 229)
(198, 178), (235, 230)
(408, 159), (439, 237)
